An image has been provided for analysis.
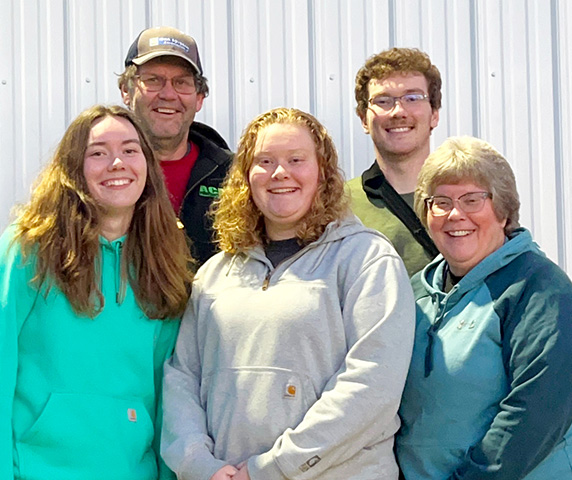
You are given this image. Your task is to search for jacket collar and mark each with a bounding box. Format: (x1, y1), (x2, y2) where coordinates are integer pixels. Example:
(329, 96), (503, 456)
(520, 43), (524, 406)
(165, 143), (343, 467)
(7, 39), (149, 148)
(419, 228), (542, 297)
(361, 161), (388, 198)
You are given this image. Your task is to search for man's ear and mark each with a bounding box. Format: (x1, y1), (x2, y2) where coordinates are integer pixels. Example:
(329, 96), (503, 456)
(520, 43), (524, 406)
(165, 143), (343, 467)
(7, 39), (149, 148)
(120, 84), (132, 108)
(195, 93), (205, 113)
(360, 113), (370, 134)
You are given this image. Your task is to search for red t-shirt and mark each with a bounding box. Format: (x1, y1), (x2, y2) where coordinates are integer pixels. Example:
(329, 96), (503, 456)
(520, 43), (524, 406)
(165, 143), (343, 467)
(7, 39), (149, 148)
(160, 142), (199, 213)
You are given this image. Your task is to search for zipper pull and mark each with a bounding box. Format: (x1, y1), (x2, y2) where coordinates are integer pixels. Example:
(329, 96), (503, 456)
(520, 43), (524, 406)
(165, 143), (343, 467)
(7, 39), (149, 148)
(262, 272), (271, 290)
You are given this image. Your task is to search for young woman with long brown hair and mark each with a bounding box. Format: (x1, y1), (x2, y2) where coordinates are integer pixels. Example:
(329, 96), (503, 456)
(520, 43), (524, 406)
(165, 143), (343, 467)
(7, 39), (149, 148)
(0, 105), (192, 479)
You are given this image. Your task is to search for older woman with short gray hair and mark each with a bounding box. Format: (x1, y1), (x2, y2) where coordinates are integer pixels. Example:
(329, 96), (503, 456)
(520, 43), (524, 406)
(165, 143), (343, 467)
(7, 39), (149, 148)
(396, 136), (572, 479)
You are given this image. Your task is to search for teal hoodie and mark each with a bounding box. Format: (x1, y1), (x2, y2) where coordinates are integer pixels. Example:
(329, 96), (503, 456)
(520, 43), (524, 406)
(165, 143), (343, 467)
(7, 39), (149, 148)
(0, 225), (179, 480)
(396, 228), (572, 479)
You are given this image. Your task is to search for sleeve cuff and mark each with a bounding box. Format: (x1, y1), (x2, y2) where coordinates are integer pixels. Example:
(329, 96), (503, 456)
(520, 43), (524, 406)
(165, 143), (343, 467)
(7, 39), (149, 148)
(166, 444), (227, 480)
(248, 451), (289, 480)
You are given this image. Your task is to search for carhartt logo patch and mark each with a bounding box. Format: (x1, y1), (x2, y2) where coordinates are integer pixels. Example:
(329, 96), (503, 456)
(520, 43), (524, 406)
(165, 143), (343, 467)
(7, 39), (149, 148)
(199, 185), (221, 198)
(127, 408), (137, 422)
(284, 384), (297, 398)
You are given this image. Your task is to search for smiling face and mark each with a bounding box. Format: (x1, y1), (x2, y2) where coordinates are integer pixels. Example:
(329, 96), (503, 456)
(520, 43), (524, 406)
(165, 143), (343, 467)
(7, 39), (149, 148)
(248, 123), (320, 240)
(83, 115), (147, 233)
(427, 182), (507, 276)
(122, 57), (204, 158)
(361, 72), (439, 163)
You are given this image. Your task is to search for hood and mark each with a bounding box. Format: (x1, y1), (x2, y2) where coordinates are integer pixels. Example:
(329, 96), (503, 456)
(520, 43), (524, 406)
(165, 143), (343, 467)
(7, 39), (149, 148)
(190, 121), (231, 150)
(243, 214), (383, 267)
(204, 214), (396, 290)
(311, 214), (383, 245)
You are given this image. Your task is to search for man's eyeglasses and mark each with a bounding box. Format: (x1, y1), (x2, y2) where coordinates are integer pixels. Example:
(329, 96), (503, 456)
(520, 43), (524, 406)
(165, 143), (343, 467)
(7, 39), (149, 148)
(135, 74), (196, 94)
(368, 93), (429, 111)
(425, 192), (492, 216)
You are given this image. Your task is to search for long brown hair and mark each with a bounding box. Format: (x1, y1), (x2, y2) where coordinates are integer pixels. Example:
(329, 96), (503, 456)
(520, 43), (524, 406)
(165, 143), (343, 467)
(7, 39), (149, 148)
(14, 105), (193, 319)
(213, 107), (349, 253)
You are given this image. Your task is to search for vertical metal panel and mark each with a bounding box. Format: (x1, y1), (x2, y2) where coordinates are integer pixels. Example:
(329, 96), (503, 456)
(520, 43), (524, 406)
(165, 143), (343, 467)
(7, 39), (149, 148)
(0, 0), (68, 223)
(200, 0), (234, 145)
(480, 0), (561, 262)
(346, 0), (392, 178)
(524, 1), (560, 259)
(233, 0), (279, 132)
(230, 0), (312, 147)
(313, 0), (346, 172)
(67, 2), (98, 115)
(558, 0), (572, 273)
(40, 1), (67, 161)
(313, 0), (394, 178)
(0, 0), (17, 221)
(0, 0), (570, 274)
(19, 0), (45, 181)
(341, 0), (391, 179)
(435, 0), (475, 140)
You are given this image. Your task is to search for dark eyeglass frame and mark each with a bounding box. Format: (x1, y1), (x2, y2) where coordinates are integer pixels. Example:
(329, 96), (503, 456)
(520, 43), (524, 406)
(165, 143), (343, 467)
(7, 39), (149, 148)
(425, 191), (493, 216)
(134, 74), (197, 94)
(368, 93), (430, 111)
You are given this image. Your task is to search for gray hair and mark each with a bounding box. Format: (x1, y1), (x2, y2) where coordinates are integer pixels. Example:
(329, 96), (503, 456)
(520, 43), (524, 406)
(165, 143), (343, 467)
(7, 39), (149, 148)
(414, 136), (520, 235)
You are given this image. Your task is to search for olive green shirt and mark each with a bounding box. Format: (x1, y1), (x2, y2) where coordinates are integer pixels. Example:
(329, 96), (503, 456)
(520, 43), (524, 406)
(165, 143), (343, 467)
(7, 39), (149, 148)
(346, 163), (435, 277)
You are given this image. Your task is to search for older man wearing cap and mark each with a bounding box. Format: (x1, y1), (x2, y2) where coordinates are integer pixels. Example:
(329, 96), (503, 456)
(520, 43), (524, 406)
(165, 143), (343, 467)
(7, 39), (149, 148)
(118, 26), (232, 267)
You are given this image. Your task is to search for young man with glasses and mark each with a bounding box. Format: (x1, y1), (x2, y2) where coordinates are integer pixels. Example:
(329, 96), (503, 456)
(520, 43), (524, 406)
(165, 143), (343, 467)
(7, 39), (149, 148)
(118, 26), (232, 267)
(347, 47), (442, 276)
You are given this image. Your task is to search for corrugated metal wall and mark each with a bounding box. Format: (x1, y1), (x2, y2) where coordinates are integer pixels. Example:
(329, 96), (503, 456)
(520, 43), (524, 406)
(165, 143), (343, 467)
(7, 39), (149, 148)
(1, 0), (570, 273)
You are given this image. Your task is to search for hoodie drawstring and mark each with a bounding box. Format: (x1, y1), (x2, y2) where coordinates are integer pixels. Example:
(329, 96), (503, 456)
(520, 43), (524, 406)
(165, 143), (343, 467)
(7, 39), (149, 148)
(114, 240), (125, 305)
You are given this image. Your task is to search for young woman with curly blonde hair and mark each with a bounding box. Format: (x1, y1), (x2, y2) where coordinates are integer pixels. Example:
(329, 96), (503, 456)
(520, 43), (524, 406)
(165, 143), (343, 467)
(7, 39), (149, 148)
(162, 107), (415, 480)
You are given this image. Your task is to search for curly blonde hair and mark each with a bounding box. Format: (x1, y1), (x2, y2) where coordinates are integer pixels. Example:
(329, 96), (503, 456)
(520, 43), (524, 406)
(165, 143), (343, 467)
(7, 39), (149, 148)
(213, 108), (349, 253)
(14, 105), (193, 319)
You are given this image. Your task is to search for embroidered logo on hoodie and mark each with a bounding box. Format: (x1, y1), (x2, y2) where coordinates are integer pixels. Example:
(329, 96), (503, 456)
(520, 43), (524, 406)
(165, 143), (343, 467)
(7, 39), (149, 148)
(199, 185), (221, 198)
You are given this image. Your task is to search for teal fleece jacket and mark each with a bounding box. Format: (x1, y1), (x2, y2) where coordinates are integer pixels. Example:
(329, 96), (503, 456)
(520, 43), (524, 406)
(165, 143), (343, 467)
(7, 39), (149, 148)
(161, 216), (415, 480)
(396, 228), (572, 479)
(0, 225), (179, 480)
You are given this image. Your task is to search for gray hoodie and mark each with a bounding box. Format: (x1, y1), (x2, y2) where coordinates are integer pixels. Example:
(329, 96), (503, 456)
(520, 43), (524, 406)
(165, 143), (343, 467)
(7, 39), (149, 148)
(161, 216), (415, 480)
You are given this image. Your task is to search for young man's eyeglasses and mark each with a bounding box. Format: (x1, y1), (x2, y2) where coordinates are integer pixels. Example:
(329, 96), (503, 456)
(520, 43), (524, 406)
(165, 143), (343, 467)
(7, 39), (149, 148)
(134, 74), (196, 94)
(425, 192), (493, 216)
(368, 93), (429, 111)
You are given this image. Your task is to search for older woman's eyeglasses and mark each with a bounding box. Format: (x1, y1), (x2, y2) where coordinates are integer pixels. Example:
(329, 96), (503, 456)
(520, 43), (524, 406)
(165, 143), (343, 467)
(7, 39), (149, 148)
(425, 192), (492, 216)
(368, 93), (429, 111)
(134, 74), (196, 94)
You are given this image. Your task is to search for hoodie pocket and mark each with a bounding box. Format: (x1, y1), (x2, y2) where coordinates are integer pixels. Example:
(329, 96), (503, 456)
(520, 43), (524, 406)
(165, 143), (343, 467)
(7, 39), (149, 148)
(202, 366), (317, 463)
(17, 393), (155, 479)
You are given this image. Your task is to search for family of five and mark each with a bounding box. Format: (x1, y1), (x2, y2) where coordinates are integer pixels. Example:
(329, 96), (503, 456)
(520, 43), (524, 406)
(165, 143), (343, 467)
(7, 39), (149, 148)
(1, 25), (571, 480)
